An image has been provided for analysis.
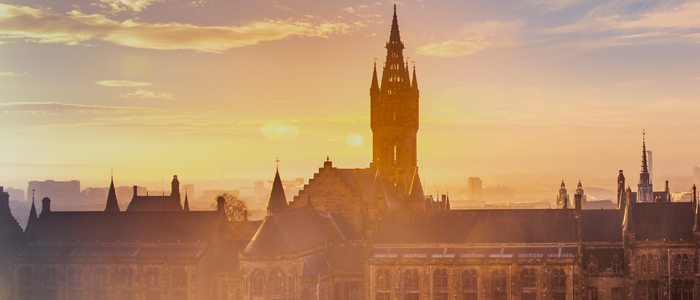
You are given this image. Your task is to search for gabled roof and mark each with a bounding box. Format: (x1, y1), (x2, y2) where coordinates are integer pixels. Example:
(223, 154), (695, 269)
(580, 209), (624, 242)
(374, 210), (579, 244)
(243, 207), (330, 255)
(0, 188), (23, 241)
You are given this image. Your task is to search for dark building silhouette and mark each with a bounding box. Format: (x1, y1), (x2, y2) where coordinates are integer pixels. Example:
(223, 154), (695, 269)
(126, 175), (184, 211)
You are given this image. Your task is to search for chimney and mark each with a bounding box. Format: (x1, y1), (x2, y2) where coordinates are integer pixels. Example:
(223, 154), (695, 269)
(133, 186), (138, 197)
(40, 197), (51, 216)
(217, 196), (226, 213)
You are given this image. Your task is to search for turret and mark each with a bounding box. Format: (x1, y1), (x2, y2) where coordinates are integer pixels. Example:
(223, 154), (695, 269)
(574, 191), (582, 211)
(623, 187), (635, 234)
(171, 175), (180, 197)
(692, 184), (697, 210)
(617, 170), (626, 209)
(25, 192), (38, 232)
(40, 197), (51, 217)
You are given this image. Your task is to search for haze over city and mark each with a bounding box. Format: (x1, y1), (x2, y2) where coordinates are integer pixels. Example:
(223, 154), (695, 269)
(2, 0), (700, 193)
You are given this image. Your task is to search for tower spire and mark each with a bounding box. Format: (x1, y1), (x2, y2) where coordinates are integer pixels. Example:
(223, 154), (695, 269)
(104, 173), (120, 212)
(370, 59), (379, 93)
(641, 130), (649, 174)
(267, 165), (288, 213)
(638, 130), (653, 202)
(411, 62), (418, 91)
(183, 192), (190, 211)
(26, 190), (38, 232)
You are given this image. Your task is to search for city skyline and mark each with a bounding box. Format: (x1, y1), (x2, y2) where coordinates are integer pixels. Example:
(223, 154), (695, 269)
(2, 0), (700, 189)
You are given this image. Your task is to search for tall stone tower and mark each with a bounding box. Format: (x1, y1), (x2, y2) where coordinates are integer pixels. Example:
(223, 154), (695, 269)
(370, 5), (419, 191)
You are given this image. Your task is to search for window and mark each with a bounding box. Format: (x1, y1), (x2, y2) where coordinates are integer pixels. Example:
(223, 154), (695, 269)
(648, 281), (659, 300)
(462, 269), (478, 300)
(268, 270), (285, 300)
(404, 269), (420, 300)
(119, 268), (134, 287)
(144, 268), (160, 300)
(434, 269), (449, 300)
(647, 255), (655, 274)
(68, 268), (84, 300)
(551, 269), (566, 300)
(641, 256), (647, 273)
(671, 280), (693, 300)
(521, 269), (537, 300)
(682, 254), (689, 274)
(588, 256), (598, 274)
(92, 268), (109, 300)
(492, 270), (507, 300)
(672, 255), (682, 274)
(637, 280), (660, 300)
(287, 271), (297, 300)
(252, 271), (265, 297)
(587, 287), (598, 300)
(43, 267), (58, 287)
(18, 266), (33, 300)
(171, 268), (188, 300)
(376, 269), (391, 300)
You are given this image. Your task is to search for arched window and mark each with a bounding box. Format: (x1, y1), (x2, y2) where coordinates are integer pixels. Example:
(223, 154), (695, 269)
(403, 269), (420, 300)
(648, 280), (659, 300)
(433, 269), (449, 300)
(118, 268), (134, 287)
(636, 280), (647, 300)
(252, 271), (265, 297)
(492, 270), (507, 300)
(172, 268), (187, 286)
(287, 270), (297, 300)
(376, 269), (391, 300)
(641, 255), (647, 273)
(145, 268), (160, 287)
(66, 268), (84, 300)
(19, 266), (32, 287)
(647, 255), (655, 274)
(268, 270), (285, 300)
(551, 269), (566, 300)
(43, 267), (58, 287)
(521, 269), (537, 300)
(92, 268), (109, 300)
(673, 255), (682, 274)
(682, 254), (689, 274)
(672, 280), (694, 300)
(462, 269), (478, 300)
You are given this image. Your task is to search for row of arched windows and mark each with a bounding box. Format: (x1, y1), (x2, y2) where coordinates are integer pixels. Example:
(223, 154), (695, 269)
(374, 268), (568, 300)
(671, 254), (694, 274)
(242, 269), (297, 300)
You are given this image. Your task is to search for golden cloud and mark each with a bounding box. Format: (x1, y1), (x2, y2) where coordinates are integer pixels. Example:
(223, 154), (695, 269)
(0, 4), (355, 53)
(0, 71), (27, 76)
(0, 102), (159, 114)
(415, 21), (523, 57)
(96, 80), (152, 87)
(119, 89), (174, 99)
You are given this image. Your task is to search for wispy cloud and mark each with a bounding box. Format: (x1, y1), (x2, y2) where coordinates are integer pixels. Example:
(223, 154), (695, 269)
(0, 4), (357, 53)
(548, 0), (700, 44)
(100, 0), (164, 12)
(0, 71), (27, 77)
(415, 21), (523, 57)
(96, 80), (151, 87)
(528, 0), (587, 12)
(0, 102), (159, 114)
(119, 89), (174, 99)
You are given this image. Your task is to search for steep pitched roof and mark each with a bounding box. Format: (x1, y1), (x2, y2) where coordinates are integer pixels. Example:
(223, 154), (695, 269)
(374, 210), (579, 245)
(580, 210), (624, 242)
(406, 169), (425, 205)
(243, 207), (330, 255)
(0, 188), (23, 241)
(267, 168), (288, 211)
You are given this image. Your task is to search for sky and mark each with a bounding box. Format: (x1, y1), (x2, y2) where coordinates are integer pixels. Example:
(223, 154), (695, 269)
(1, 0), (699, 191)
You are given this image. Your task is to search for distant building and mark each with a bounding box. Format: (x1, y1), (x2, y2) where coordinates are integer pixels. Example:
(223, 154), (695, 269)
(3, 187), (24, 202)
(556, 181), (569, 209)
(27, 180), (80, 205)
(468, 177), (482, 201)
(482, 185), (515, 203)
(126, 175), (183, 211)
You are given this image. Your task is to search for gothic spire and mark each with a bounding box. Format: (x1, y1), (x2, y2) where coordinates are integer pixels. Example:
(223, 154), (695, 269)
(267, 167), (288, 212)
(641, 130), (649, 174)
(411, 64), (418, 91)
(370, 61), (379, 93)
(26, 191), (38, 232)
(183, 192), (190, 211)
(389, 4), (400, 44)
(104, 174), (120, 212)
(380, 4), (407, 94)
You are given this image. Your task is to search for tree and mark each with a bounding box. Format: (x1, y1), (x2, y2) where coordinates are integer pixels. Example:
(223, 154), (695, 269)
(214, 193), (249, 222)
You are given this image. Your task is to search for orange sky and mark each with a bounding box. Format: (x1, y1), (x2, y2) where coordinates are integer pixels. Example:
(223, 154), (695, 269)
(1, 0), (700, 191)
